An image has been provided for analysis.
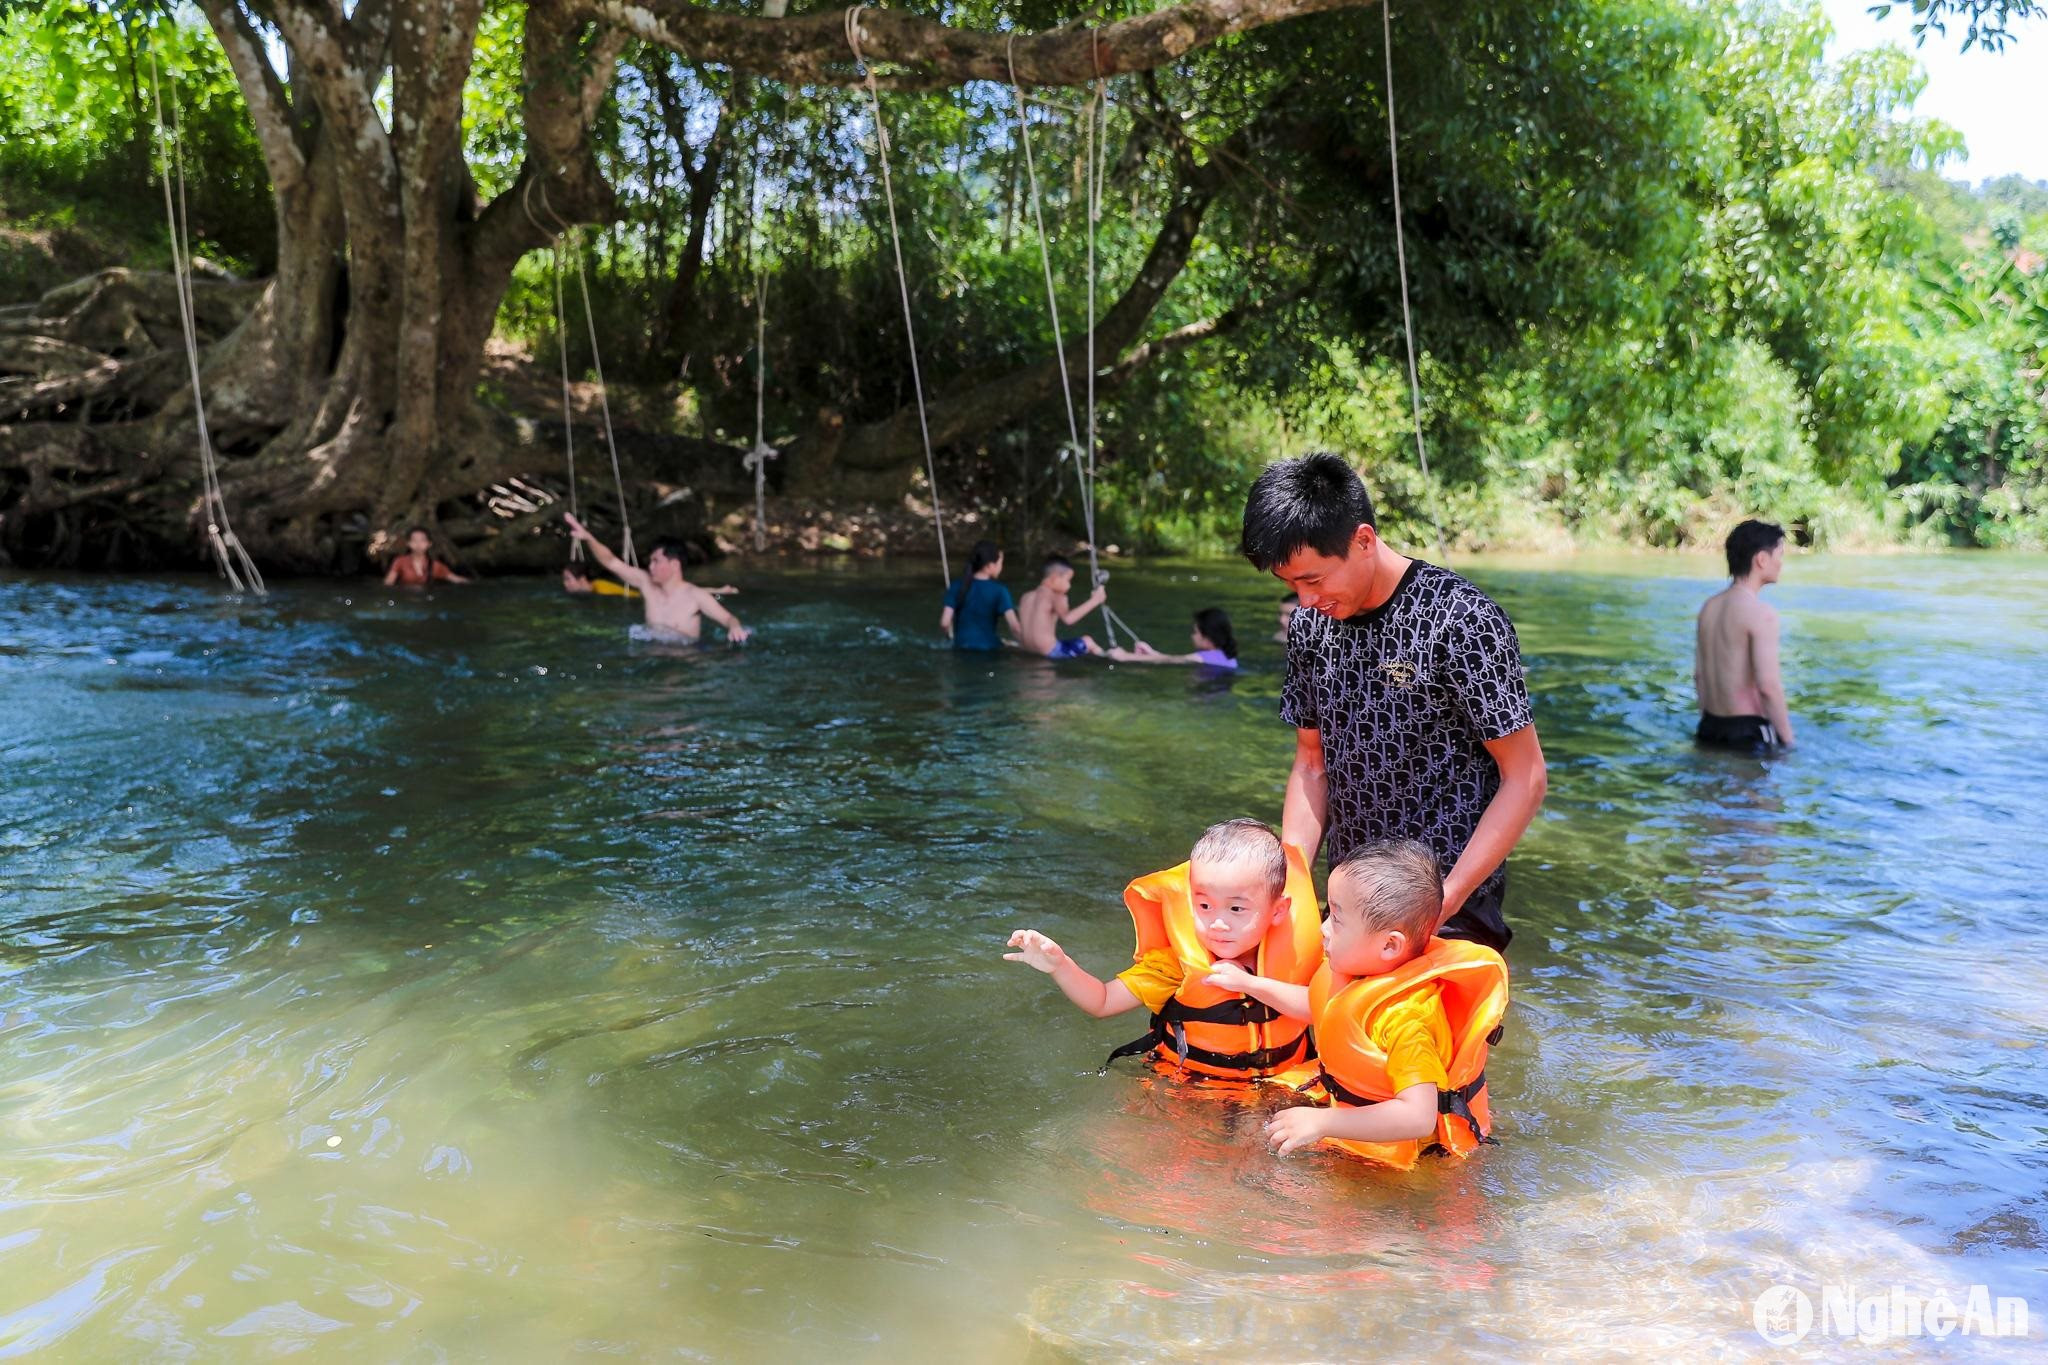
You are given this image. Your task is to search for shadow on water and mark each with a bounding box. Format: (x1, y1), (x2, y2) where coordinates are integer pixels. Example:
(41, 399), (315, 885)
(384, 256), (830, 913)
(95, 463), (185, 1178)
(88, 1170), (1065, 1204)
(2, 553), (2044, 1356)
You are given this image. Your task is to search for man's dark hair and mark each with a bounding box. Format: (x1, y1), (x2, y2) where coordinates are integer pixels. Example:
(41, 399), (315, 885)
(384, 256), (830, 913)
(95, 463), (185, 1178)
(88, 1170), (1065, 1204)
(1040, 553), (1074, 576)
(1725, 519), (1784, 578)
(1239, 453), (1378, 571)
(1193, 607), (1239, 660)
(968, 539), (1003, 575)
(649, 535), (691, 564)
(405, 525), (431, 539)
(563, 561), (592, 581)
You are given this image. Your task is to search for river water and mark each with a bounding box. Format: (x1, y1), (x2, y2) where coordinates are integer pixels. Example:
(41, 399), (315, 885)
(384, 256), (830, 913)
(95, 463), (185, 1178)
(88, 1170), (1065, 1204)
(2, 552), (2043, 1358)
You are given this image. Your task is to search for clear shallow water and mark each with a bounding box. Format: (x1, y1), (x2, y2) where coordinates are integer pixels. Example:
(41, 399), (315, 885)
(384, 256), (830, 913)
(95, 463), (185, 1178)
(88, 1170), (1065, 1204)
(1, 552), (2044, 1358)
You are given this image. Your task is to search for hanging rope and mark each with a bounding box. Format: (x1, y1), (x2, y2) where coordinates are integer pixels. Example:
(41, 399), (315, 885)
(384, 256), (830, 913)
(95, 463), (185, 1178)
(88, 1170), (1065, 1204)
(1007, 41), (1120, 648)
(845, 5), (949, 585)
(1380, 2), (1448, 563)
(553, 239), (583, 560)
(525, 181), (637, 566)
(149, 53), (264, 595)
(1007, 39), (1082, 455)
(747, 261), (775, 552)
(565, 223), (637, 567)
(1080, 79), (1140, 646)
(743, 0), (788, 554)
(1007, 43), (1132, 646)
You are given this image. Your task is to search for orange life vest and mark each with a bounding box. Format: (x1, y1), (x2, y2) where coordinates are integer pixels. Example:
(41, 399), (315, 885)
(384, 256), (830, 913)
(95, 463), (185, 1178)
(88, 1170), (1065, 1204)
(1304, 938), (1509, 1169)
(1103, 844), (1323, 1079)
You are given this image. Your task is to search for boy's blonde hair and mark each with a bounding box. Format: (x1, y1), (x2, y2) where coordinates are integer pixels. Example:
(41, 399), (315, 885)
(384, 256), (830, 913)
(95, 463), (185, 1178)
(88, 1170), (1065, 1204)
(1188, 818), (1288, 899)
(1331, 840), (1442, 945)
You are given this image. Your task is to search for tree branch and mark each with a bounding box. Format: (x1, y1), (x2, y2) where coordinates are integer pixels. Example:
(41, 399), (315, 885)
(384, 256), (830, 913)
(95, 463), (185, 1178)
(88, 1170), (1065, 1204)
(198, 0), (305, 195)
(469, 1), (624, 291)
(818, 174), (1223, 475)
(584, 0), (1381, 90)
(1100, 288), (1301, 388)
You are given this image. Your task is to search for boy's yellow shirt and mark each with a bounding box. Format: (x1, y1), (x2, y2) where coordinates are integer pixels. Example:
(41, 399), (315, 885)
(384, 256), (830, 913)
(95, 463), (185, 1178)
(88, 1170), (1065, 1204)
(1119, 949), (1451, 1094)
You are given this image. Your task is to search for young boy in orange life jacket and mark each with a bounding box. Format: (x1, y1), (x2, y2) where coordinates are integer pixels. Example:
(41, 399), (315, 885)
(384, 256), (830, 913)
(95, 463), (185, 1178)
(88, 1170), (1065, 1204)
(1004, 819), (1325, 1080)
(1210, 839), (1508, 1168)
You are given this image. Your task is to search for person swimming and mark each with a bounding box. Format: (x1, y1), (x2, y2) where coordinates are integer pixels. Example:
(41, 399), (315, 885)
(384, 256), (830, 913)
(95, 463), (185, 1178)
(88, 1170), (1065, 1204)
(1108, 607), (1240, 669)
(562, 561), (736, 603)
(562, 561), (638, 598)
(383, 527), (470, 587)
(1274, 592), (1299, 643)
(563, 513), (750, 644)
(1016, 554), (1108, 658)
(940, 540), (1023, 652)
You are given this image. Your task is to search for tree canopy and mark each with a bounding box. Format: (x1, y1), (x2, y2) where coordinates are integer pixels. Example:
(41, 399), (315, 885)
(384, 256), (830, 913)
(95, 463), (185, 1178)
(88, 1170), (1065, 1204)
(0, 0), (2042, 570)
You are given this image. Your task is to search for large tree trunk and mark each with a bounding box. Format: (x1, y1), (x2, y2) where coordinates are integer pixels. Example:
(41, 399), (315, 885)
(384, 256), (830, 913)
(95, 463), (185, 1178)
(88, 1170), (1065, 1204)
(0, 0), (1368, 574)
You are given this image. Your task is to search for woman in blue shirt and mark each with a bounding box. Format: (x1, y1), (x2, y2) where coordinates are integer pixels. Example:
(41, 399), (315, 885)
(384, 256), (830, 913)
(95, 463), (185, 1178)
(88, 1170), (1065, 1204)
(940, 540), (1023, 651)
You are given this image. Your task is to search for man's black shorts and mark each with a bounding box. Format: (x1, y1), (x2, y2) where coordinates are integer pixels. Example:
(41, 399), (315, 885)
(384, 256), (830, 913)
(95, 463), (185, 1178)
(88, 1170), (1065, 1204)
(1695, 712), (1780, 754)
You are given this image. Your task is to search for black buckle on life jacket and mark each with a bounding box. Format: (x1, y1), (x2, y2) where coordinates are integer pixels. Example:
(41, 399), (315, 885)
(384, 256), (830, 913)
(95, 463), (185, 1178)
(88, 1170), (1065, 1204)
(1302, 1065), (1371, 1106)
(1437, 1073), (1498, 1145)
(1100, 1011), (1308, 1078)
(1302, 1068), (1498, 1146)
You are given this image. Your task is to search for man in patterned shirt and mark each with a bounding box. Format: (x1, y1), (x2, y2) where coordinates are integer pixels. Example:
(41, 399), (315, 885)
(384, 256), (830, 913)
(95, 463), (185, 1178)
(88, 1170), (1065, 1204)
(1240, 454), (1548, 950)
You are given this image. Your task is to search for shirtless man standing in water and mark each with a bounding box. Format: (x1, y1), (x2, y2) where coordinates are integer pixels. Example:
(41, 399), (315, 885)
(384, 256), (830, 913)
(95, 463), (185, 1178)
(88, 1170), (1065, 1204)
(1694, 518), (1793, 753)
(565, 513), (750, 644)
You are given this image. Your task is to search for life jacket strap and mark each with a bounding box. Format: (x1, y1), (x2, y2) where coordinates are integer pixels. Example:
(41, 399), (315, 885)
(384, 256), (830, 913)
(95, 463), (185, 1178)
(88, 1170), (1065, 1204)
(1100, 1013), (1310, 1077)
(1436, 1073), (1498, 1145)
(1306, 1067), (1498, 1145)
(1157, 996), (1282, 1027)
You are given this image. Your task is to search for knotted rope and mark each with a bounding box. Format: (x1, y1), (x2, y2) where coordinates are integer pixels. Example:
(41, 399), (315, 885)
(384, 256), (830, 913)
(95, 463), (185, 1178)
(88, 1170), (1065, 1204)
(150, 52), (264, 594)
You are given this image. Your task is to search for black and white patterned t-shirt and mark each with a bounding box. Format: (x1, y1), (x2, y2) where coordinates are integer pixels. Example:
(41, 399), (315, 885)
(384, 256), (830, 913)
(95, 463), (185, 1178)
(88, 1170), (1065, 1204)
(1281, 561), (1534, 948)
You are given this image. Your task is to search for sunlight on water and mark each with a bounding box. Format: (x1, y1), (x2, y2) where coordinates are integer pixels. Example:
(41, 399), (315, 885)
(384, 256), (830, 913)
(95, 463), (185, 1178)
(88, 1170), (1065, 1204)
(2, 552), (2043, 1357)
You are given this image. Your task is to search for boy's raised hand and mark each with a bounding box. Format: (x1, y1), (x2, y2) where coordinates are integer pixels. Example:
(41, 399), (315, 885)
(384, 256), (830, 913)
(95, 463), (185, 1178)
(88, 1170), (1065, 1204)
(1004, 929), (1070, 974)
(1203, 960), (1255, 994)
(1265, 1104), (1333, 1157)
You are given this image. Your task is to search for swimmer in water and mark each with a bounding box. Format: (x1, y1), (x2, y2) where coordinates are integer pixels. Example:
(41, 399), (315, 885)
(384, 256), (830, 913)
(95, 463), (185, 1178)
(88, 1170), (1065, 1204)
(1694, 518), (1793, 753)
(1107, 607), (1239, 669)
(562, 561), (637, 598)
(383, 527), (470, 587)
(1275, 592), (1299, 643)
(940, 540), (1023, 651)
(1015, 554), (1107, 658)
(561, 561), (735, 601)
(563, 513), (750, 644)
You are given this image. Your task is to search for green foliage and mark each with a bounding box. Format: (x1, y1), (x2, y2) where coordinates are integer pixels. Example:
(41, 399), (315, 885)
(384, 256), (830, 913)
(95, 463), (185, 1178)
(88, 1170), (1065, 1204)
(4, 0), (2042, 553)
(0, 3), (274, 280)
(1896, 255), (2048, 544)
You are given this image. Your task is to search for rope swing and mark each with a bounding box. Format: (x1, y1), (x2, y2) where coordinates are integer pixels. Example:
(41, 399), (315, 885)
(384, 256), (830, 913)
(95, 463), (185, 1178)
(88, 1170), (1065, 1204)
(525, 180), (638, 567)
(1380, 2), (1448, 563)
(551, 237), (582, 560)
(845, 5), (950, 585)
(745, 0), (788, 554)
(1006, 42), (1134, 647)
(149, 52), (264, 595)
(747, 259), (775, 553)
